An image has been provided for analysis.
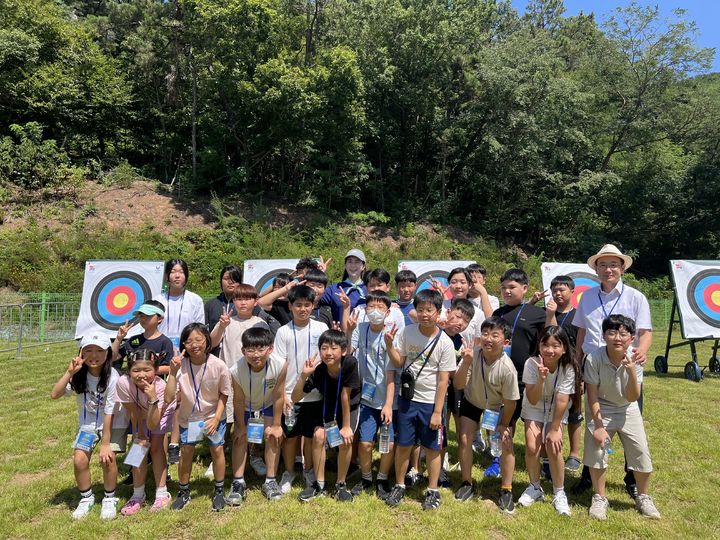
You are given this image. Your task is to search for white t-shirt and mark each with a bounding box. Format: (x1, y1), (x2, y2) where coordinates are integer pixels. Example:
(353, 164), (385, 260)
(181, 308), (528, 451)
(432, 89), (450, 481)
(396, 325), (455, 405)
(215, 315), (270, 372)
(470, 294), (500, 315)
(230, 353), (285, 413)
(274, 320), (327, 402)
(351, 322), (399, 409)
(572, 280), (652, 354)
(521, 357), (575, 423)
(66, 368), (127, 431)
(154, 290), (206, 341)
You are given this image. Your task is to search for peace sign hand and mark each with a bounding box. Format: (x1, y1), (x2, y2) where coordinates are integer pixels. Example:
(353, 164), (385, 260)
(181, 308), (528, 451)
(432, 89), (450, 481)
(533, 357), (549, 380)
(116, 320), (135, 341)
(302, 354), (320, 377)
(317, 256), (332, 273)
(529, 290), (549, 305)
(67, 355), (85, 375)
(218, 312), (232, 329)
(347, 308), (360, 333)
(428, 275), (446, 296)
(460, 338), (474, 363)
(383, 324), (398, 347)
(621, 353), (637, 370)
(335, 288), (351, 309)
(170, 350), (184, 376)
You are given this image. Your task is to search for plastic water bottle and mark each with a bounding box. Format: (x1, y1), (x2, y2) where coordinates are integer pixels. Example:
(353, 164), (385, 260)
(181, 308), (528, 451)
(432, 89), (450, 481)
(379, 424), (391, 454)
(200, 421), (224, 445)
(604, 437), (614, 455)
(285, 404), (296, 430)
(490, 431), (502, 457)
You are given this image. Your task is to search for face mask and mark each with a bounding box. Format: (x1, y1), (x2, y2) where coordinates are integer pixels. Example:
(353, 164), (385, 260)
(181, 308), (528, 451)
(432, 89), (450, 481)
(367, 309), (386, 325)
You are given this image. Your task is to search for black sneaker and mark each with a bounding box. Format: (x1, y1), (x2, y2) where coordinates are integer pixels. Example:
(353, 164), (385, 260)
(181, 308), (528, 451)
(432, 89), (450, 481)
(422, 490), (441, 510)
(385, 485), (406, 507)
(212, 488), (225, 512)
(404, 468), (420, 487)
(334, 483), (354, 502)
(170, 489), (190, 511)
(261, 479), (283, 501)
(225, 480), (247, 506)
(438, 468), (452, 488)
(454, 481), (474, 502)
(351, 478), (374, 496)
(498, 489), (515, 514)
(376, 479), (391, 501)
(299, 481), (326, 502)
(122, 470), (134, 485)
(168, 444), (180, 465)
(625, 483), (639, 500)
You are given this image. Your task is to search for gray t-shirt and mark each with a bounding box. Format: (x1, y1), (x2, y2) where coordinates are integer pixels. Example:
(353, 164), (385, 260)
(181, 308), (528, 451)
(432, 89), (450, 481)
(521, 357), (575, 423)
(396, 325), (455, 405)
(583, 346), (643, 416)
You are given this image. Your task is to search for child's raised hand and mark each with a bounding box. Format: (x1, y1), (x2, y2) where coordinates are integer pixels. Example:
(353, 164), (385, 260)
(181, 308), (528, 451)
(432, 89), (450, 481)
(383, 323), (398, 347)
(460, 338), (474, 363)
(529, 290), (549, 305)
(545, 298), (557, 314)
(219, 312), (231, 329)
(621, 353), (638, 370)
(302, 354), (320, 377)
(67, 355), (85, 375)
(140, 379), (158, 402)
(533, 357), (549, 380)
(116, 320), (135, 340)
(169, 350), (184, 376)
(335, 287), (351, 309)
(331, 320), (343, 332)
(428, 275), (446, 295)
(317, 256), (332, 272)
(347, 308), (359, 332)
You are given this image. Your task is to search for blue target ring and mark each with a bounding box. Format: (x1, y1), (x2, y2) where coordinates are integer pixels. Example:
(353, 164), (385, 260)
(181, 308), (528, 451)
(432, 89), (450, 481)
(688, 270), (720, 327)
(90, 271), (152, 330)
(567, 271), (600, 309)
(256, 268), (296, 294)
(416, 271), (453, 300)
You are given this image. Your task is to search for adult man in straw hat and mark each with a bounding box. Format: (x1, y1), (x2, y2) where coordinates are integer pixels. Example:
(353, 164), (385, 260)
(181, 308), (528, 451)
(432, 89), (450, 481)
(571, 244), (652, 500)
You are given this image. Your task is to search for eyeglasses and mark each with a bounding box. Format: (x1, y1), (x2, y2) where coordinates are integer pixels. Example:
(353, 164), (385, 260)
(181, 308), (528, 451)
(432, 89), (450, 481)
(605, 330), (631, 339)
(597, 262), (622, 270)
(184, 339), (206, 346)
(244, 347), (270, 354)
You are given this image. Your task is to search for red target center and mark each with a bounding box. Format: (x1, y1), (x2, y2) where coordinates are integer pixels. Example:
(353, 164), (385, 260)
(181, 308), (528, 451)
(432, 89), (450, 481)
(702, 284), (720, 312)
(105, 286), (136, 315)
(571, 286), (591, 309)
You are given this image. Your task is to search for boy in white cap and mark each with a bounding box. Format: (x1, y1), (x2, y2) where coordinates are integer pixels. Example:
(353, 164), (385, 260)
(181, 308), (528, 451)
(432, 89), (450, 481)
(572, 244), (652, 498)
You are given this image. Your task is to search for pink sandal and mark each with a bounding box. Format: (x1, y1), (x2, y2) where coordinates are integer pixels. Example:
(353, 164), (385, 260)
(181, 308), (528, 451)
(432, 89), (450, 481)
(149, 494), (172, 512)
(120, 497), (145, 516)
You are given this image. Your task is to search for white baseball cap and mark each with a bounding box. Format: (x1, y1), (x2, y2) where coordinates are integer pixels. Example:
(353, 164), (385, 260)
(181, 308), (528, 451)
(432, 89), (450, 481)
(345, 249), (366, 263)
(79, 333), (112, 350)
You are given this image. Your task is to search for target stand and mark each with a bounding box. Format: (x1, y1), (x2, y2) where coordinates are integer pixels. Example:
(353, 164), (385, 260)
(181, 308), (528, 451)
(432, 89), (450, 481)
(654, 260), (720, 382)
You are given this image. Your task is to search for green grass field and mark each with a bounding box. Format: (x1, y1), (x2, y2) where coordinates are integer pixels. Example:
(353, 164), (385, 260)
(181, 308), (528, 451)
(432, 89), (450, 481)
(0, 333), (718, 539)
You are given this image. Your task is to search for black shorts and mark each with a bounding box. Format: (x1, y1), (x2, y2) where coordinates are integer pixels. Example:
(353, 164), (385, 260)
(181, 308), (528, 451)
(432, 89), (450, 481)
(459, 393), (523, 426)
(282, 400), (324, 439)
(447, 385), (463, 416)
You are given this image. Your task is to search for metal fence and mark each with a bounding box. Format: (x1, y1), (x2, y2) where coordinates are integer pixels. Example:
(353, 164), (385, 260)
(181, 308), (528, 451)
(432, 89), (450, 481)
(0, 297), (676, 359)
(0, 301), (80, 358)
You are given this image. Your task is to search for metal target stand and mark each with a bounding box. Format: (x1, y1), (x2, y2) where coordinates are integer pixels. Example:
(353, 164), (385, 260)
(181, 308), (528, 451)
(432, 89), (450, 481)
(654, 296), (720, 382)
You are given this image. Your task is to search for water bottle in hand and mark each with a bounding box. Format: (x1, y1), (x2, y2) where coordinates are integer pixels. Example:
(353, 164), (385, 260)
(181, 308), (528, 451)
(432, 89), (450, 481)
(379, 424), (391, 454)
(490, 431), (502, 457)
(604, 436), (614, 455)
(285, 404), (296, 430)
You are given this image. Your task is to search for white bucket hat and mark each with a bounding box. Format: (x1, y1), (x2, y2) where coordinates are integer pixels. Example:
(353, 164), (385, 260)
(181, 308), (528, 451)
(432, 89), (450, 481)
(587, 244), (633, 270)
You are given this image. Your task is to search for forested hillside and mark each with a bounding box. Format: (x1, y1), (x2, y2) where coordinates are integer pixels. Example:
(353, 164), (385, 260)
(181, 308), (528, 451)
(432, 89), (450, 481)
(1, 0), (718, 277)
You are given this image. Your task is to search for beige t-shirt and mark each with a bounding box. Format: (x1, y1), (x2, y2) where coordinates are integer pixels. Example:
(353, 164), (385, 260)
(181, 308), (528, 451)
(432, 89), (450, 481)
(521, 356), (575, 423)
(463, 351), (519, 411)
(230, 352), (285, 413)
(583, 346), (643, 416)
(175, 354), (232, 427)
(396, 325), (455, 404)
(215, 315), (270, 372)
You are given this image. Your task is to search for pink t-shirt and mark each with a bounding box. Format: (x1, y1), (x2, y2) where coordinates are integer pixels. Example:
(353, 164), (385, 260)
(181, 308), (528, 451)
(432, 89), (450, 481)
(116, 374), (176, 433)
(175, 354), (231, 427)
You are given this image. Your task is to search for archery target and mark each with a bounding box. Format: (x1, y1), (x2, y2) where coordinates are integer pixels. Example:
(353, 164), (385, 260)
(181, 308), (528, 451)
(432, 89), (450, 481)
(244, 259), (300, 294)
(398, 260), (477, 302)
(76, 260), (165, 339)
(566, 271), (601, 309)
(687, 270), (720, 327)
(90, 271), (151, 329)
(416, 271), (453, 300)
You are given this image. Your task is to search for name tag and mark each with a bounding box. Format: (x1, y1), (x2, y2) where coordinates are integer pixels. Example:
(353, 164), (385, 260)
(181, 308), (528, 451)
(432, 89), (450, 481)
(247, 418), (264, 444)
(124, 439), (150, 467)
(361, 381), (377, 402)
(481, 409), (501, 431)
(73, 430), (97, 452)
(187, 420), (204, 442)
(170, 336), (181, 349)
(325, 421), (342, 448)
(502, 343), (512, 356)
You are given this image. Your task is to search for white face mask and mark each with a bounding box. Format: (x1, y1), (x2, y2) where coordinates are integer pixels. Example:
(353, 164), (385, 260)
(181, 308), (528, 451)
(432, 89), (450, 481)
(367, 309), (386, 325)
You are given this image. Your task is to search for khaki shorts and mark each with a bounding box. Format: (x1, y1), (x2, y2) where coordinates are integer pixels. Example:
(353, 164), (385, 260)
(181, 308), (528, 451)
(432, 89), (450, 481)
(583, 406), (652, 472)
(107, 427), (128, 453)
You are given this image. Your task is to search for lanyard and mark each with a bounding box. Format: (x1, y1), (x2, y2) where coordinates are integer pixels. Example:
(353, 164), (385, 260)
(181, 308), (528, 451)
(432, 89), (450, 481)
(404, 330), (440, 370)
(558, 309), (573, 327)
(479, 352), (492, 405)
(510, 303), (526, 339)
(132, 385), (151, 437)
(322, 365), (343, 421)
(598, 285), (624, 319)
(188, 358), (208, 415)
(542, 364), (561, 421)
(82, 391), (103, 429)
(248, 363), (268, 417)
(292, 322), (312, 375)
(364, 326), (383, 391)
(166, 292), (185, 337)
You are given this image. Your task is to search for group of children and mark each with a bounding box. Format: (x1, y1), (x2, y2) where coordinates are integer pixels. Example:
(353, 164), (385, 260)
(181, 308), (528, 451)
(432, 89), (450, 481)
(54, 250), (659, 521)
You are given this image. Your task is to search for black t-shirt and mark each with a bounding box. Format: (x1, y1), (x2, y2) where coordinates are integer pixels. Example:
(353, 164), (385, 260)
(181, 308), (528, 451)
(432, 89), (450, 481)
(119, 334), (175, 367)
(553, 308), (578, 354)
(492, 303), (546, 382)
(310, 305), (333, 328)
(270, 300), (292, 327)
(304, 355), (361, 422)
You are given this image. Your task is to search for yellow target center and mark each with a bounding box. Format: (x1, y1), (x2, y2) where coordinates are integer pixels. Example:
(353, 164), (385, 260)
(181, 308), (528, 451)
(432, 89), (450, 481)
(114, 293), (129, 309)
(576, 291), (584, 303)
(712, 290), (720, 306)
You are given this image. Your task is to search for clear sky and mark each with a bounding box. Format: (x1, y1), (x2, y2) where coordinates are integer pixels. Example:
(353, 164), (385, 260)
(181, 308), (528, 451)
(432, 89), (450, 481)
(512, 0), (719, 73)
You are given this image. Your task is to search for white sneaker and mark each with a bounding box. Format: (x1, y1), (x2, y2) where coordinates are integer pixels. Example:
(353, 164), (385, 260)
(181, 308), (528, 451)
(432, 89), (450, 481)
(72, 496), (95, 520)
(442, 452), (450, 470)
(250, 455), (267, 476)
(472, 432), (486, 454)
(518, 483), (544, 507)
(100, 497), (118, 520)
(204, 463), (214, 478)
(552, 491), (571, 516)
(303, 468), (316, 489)
(279, 471), (296, 494)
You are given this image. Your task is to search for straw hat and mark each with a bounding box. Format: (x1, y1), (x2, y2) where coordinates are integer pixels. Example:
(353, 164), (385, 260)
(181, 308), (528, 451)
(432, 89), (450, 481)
(587, 244), (633, 270)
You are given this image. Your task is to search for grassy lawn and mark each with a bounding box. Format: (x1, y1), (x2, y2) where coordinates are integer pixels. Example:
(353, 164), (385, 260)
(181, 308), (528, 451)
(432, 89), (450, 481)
(0, 332), (718, 539)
